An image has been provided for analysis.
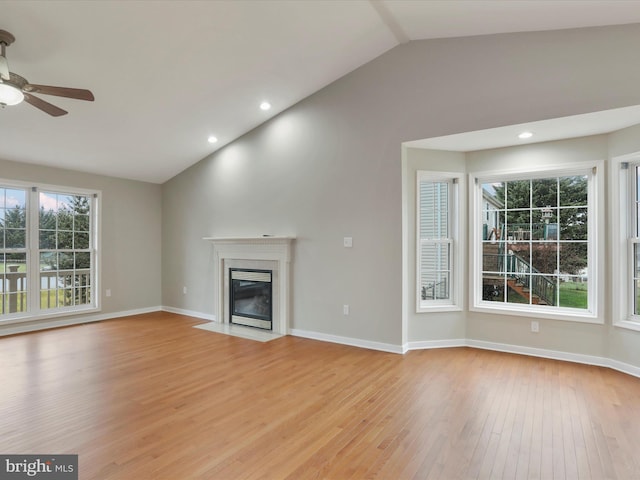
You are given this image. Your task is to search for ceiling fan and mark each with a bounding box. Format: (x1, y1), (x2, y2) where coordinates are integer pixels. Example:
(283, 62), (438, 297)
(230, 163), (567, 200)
(0, 29), (94, 117)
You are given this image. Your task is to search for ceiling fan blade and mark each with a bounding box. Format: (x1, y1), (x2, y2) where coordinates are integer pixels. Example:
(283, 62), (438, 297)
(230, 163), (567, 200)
(24, 84), (94, 101)
(23, 93), (68, 117)
(0, 56), (9, 80)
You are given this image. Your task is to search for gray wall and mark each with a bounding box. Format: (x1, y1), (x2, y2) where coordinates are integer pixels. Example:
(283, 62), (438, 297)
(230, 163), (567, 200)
(403, 148), (467, 344)
(162, 24), (640, 359)
(0, 157), (162, 333)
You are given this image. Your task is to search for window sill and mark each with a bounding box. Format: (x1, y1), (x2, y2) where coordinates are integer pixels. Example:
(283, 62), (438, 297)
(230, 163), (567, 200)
(471, 302), (602, 324)
(614, 319), (640, 332)
(417, 305), (463, 314)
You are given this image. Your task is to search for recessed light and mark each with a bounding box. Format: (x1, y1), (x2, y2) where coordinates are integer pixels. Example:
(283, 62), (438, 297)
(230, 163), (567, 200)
(208, 136), (218, 144)
(518, 131), (533, 139)
(260, 101), (271, 111)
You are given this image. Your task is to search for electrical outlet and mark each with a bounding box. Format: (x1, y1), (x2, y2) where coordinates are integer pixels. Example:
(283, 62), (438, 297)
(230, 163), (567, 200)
(343, 237), (353, 248)
(531, 321), (539, 333)
(105, 289), (111, 297)
(183, 286), (188, 295)
(343, 304), (350, 315)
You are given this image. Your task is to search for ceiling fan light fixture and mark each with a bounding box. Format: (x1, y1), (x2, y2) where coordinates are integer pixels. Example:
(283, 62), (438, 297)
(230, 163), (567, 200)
(0, 81), (24, 106)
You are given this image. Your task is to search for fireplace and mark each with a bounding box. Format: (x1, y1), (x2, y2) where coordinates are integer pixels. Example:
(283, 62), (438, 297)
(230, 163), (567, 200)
(205, 236), (294, 335)
(230, 268), (273, 330)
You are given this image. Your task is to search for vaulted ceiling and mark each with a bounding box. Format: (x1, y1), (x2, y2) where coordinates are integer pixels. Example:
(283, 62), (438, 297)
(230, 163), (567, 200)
(2, 1), (640, 183)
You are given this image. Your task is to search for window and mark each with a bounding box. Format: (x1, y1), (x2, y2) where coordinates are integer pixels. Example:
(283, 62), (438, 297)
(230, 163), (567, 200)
(417, 172), (461, 311)
(0, 181), (99, 321)
(471, 164), (601, 321)
(630, 164), (640, 319)
(614, 157), (640, 330)
(0, 187), (27, 315)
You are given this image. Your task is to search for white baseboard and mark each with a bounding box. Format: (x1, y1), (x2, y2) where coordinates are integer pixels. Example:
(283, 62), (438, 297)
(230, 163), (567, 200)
(290, 328), (405, 354)
(0, 306), (162, 337)
(608, 358), (640, 378)
(465, 339), (609, 367)
(161, 306), (216, 322)
(460, 339), (640, 379)
(288, 332), (640, 378)
(3, 307), (638, 379)
(406, 339), (466, 351)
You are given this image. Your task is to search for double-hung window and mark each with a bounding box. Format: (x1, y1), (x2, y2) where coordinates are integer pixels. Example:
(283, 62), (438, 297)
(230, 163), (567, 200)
(0, 186), (27, 316)
(629, 163), (640, 322)
(0, 180), (99, 322)
(471, 163), (601, 322)
(614, 156), (640, 330)
(417, 172), (462, 311)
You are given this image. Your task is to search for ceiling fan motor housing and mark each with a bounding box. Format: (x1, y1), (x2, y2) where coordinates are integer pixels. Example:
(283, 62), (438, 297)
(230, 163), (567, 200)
(0, 29), (16, 46)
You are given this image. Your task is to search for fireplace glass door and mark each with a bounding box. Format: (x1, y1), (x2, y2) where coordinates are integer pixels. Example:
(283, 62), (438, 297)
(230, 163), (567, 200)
(229, 269), (272, 330)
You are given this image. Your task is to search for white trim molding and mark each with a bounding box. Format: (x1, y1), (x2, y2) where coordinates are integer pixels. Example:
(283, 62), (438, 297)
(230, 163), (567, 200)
(291, 331), (640, 378)
(465, 339), (640, 379)
(406, 339), (466, 351)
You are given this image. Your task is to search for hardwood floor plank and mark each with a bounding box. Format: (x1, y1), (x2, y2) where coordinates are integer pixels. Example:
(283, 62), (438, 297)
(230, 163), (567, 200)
(1, 313), (640, 479)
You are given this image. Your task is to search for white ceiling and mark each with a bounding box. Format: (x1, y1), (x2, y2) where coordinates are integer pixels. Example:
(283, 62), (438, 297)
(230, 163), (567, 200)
(404, 105), (640, 152)
(1, 1), (640, 184)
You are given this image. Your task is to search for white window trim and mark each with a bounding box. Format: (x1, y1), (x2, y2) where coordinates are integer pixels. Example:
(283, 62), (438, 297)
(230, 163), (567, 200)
(0, 178), (101, 325)
(469, 161), (604, 324)
(611, 153), (640, 331)
(416, 171), (464, 313)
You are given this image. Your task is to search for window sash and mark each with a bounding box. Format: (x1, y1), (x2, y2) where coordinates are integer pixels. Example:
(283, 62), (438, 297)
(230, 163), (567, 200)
(417, 174), (457, 309)
(419, 238), (451, 302)
(627, 164), (640, 323)
(472, 166), (597, 320)
(630, 240), (640, 319)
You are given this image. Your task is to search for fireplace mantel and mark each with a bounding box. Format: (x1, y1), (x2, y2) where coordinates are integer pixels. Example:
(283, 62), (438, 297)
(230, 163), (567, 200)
(204, 236), (295, 334)
(204, 236), (295, 243)
(204, 237), (295, 259)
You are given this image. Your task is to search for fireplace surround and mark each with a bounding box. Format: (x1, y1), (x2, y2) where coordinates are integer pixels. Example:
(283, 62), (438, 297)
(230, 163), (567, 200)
(205, 236), (294, 335)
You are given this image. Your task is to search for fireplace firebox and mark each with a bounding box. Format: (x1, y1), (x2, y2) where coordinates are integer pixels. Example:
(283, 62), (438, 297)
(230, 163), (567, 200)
(229, 268), (273, 330)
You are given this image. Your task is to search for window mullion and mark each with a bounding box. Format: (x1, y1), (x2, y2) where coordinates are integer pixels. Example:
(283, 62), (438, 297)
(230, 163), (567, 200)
(28, 187), (40, 313)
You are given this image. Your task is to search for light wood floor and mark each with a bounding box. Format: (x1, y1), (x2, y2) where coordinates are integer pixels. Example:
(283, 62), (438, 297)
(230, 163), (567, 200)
(1, 312), (640, 479)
